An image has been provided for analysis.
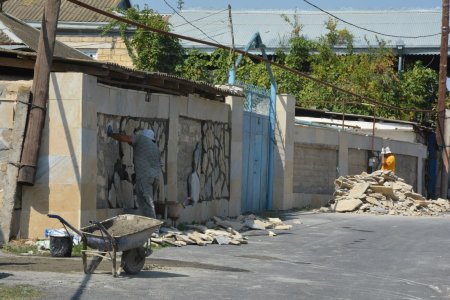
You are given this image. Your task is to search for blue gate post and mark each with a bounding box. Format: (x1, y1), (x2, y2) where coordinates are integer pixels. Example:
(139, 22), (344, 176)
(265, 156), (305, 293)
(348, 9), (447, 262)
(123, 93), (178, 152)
(267, 82), (276, 210)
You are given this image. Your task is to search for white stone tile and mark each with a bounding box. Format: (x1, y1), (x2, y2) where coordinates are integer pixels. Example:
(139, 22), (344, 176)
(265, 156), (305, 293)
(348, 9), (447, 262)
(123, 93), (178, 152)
(49, 73), (83, 100)
(0, 101), (14, 128)
(47, 99), (82, 128)
(35, 155), (81, 185)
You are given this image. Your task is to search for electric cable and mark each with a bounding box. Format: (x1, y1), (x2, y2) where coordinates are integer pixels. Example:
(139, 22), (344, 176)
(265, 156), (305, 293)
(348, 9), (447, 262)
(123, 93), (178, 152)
(162, 0), (222, 44)
(65, 0), (435, 114)
(173, 8), (228, 28)
(303, 0), (441, 39)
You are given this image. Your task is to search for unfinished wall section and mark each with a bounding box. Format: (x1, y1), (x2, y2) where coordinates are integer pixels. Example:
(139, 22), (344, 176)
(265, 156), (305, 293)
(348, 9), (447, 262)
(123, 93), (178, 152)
(176, 95), (232, 223)
(292, 125), (427, 209)
(0, 81), (30, 243)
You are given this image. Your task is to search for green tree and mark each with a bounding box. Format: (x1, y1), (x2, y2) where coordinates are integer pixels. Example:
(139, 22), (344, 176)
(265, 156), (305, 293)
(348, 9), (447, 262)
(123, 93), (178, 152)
(102, 6), (184, 73)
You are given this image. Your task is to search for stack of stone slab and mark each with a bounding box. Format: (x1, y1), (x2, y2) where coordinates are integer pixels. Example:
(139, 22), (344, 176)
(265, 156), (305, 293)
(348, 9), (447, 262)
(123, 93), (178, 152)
(152, 215), (293, 247)
(329, 170), (450, 216)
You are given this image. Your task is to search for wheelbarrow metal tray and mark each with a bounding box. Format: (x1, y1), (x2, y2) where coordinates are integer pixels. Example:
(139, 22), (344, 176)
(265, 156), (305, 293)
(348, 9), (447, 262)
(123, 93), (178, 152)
(81, 214), (162, 252)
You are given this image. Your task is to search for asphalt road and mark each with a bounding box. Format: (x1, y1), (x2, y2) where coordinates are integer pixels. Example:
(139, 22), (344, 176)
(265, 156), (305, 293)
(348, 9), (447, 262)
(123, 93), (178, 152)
(1, 212), (450, 300)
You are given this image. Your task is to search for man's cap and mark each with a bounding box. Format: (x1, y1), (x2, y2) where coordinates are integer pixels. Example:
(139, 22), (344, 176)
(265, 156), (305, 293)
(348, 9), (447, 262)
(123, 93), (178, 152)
(384, 146), (392, 154)
(142, 129), (155, 141)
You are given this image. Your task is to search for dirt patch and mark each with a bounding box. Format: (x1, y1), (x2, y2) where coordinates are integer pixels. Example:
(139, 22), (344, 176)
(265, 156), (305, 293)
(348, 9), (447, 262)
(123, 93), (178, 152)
(0, 255), (248, 274)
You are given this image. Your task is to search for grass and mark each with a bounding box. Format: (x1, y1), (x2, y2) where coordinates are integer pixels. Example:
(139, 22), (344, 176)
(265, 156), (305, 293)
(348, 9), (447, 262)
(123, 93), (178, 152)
(1, 239), (84, 257)
(0, 284), (43, 300)
(71, 243), (83, 257)
(0, 241), (37, 255)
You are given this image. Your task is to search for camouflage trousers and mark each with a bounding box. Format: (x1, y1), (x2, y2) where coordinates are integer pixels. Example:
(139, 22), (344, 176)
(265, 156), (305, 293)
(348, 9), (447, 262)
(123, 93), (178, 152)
(136, 177), (159, 219)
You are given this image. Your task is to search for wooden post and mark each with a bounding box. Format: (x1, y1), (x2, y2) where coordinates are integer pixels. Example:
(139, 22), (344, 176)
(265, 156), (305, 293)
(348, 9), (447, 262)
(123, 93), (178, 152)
(17, 0), (61, 185)
(438, 0), (449, 198)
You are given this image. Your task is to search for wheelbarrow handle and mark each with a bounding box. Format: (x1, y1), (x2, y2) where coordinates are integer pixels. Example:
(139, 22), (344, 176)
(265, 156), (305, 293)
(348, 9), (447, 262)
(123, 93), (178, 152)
(90, 220), (117, 250)
(47, 214), (83, 236)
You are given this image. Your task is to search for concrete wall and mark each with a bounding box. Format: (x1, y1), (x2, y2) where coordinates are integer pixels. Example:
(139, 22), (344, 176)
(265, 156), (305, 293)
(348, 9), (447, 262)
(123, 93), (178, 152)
(17, 73), (242, 238)
(348, 149), (368, 175)
(292, 124), (428, 209)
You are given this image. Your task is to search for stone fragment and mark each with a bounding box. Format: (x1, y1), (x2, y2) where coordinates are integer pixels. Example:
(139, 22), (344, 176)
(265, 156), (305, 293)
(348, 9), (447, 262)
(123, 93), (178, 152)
(267, 218), (283, 226)
(365, 196), (380, 206)
(370, 185), (398, 201)
(335, 199), (363, 212)
(214, 235), (230, 245)
(319, 207), (330, 213)
(414, 200), (429, 207)
(404, 192), (426, 201)
(245, 219), (268, 230)
(393, 181), (413, 192)
(274, 224), (292, 230)
(348, 182), (370, 199)
(268, 231), (277, 237)
(370, 207), (388, 214)
(213, 216), (245, 231)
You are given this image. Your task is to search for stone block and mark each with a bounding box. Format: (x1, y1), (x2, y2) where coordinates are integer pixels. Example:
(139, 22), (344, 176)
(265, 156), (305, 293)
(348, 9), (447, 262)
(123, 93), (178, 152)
(49, 73), (83, 100)
(34, 155), (81, 185)
(47, 99), (81, 128)
(335, 199), (363, 212)
(0, 101), (14, 128)
(347, 182), (370, 199)
(370, 185), (399, 201)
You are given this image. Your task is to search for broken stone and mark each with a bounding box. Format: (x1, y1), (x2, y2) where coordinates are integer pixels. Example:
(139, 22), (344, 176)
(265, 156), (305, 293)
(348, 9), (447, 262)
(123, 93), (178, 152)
(365, 196), (380, 206)
(213, 216), (245, 231)
(370, 185), (398, 201)
(404, 192), (426, 201)
(274, 224), (292, 230)
(268, 231), (277, 237)
(348, 182), (370, 199)
(335, 199), (363, 212)
(244, 219), (268, 230)
(213, 235), (230, 245)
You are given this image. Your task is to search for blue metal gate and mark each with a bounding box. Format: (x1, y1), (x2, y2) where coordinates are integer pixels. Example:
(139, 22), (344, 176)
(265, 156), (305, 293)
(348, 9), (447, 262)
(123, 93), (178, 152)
(228, 32), (277, 213)
(241, 86), (270, 212)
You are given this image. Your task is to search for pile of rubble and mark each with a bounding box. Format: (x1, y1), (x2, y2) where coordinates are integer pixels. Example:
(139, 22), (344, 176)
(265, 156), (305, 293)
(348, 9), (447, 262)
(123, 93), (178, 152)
(327, 170), (450, 216)
(152, 215), (293, 247)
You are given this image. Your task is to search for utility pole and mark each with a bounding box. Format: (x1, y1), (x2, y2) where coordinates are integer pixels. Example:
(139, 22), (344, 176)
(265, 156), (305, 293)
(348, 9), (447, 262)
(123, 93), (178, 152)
(18, 0), (61, 185)
(228, 4), (236, 81)
(438, 0), (449, 198)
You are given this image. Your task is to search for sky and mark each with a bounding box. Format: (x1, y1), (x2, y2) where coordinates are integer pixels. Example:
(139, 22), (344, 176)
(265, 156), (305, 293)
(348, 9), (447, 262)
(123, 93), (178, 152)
(131, 0), (442, 13)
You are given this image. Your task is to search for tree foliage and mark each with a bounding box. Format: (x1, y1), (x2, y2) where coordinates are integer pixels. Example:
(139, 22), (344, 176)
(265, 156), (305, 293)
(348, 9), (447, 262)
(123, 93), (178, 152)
(106, 7), (438, 122)
(102, 6), (184, 73)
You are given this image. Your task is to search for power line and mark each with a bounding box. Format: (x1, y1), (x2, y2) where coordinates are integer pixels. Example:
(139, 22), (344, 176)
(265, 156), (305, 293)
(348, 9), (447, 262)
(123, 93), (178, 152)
(303, 0), (441, 39)
(173, 8), (228, 28)
(65, 0), (434, 114)
(162, 0), (222, 44)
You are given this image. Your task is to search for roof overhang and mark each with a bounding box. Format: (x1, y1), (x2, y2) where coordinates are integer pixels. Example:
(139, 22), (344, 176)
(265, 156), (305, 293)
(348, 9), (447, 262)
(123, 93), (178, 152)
(0, 48), (243, 101)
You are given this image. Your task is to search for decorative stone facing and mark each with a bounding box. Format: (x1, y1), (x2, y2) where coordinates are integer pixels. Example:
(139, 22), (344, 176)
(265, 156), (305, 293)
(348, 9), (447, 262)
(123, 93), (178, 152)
(97, 114), (168, 209)
(178, 117), (230, 203)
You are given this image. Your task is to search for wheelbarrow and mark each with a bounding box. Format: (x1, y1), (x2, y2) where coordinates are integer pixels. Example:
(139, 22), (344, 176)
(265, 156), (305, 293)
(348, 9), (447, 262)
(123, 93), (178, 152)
(47, 214), (163, 277)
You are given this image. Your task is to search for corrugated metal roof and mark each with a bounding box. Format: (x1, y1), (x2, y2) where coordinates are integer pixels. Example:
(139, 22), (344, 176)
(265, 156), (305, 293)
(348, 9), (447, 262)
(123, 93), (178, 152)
(169, 9), (442, 53)
(0, 12), (90, 60)
(1, 0), (130, 23)
(0, 48), (243, 100)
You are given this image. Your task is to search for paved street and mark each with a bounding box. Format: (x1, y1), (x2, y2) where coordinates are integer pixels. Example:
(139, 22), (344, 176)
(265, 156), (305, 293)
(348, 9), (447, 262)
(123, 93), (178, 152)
(1, 212), (450, 299)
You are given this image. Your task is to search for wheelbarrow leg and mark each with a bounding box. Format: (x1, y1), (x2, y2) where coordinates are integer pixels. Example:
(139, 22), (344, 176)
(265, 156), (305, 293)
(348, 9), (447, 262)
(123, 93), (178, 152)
(112, 249), (118, 277)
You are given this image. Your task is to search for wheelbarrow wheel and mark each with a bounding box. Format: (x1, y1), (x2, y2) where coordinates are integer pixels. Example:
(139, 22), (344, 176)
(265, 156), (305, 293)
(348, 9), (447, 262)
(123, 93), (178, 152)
(121, 246), (146, 275)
